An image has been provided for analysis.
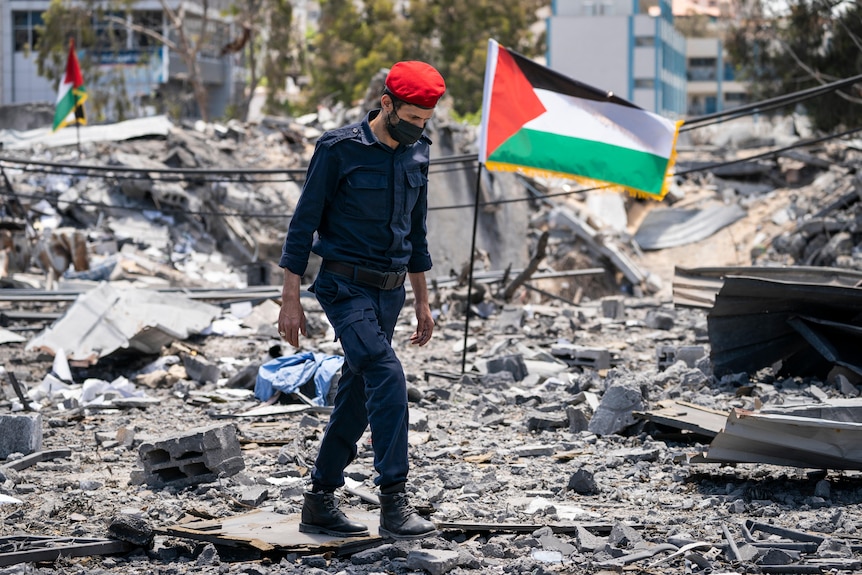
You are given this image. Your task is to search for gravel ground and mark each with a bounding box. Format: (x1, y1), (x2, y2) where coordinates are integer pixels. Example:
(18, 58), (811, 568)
(3, 289), (862, 575)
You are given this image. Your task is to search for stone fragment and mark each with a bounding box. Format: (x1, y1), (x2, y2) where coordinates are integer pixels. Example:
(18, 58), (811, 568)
(645, 309), (675, 330)
(108, 514), (154, 549)
(485, 354), (529, 381)
(525, 409), (568, 432)
(567, 468), (598, 495)
(0, 414), (42, 459)
(566, 406), (590, 432)
(182, 353), (220, 384)
(588, 381), (644, 436)
(406, 549), (460, 575)
(608, 521), (643, 548)
(239, 485), (269, 507)
(758, 548), (800, 565)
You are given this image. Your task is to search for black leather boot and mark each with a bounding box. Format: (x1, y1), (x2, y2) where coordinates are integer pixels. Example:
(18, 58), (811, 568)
(299, 490), (369, 537)
(378, 489), (438, 540)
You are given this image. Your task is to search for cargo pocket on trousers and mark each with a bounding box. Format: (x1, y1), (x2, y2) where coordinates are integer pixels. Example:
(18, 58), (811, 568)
(337, 309), (388, 374)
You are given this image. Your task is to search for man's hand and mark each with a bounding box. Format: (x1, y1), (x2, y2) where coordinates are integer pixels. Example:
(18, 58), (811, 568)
(410, 302), (434, 346)
(278, 269), (307, 347)
(408, 271), (434, 346)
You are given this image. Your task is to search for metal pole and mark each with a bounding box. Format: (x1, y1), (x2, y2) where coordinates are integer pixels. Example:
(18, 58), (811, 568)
(460, 163), (484, 374)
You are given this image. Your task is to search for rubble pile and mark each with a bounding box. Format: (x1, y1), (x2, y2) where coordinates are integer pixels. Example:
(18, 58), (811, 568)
(1, 110), (862, 575)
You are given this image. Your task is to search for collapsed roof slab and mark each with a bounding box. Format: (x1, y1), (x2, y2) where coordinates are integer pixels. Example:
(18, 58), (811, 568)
(25, 282), (221, 365)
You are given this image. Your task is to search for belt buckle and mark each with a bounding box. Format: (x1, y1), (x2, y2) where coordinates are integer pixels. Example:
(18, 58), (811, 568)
(381, 271), (403, 290)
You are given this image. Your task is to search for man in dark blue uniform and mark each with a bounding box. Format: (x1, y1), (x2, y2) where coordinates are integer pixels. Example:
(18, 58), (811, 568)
(277, 61), (445, 540)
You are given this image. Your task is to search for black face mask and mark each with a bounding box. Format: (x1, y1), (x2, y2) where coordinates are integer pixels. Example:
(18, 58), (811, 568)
(386, 109), (425, 145)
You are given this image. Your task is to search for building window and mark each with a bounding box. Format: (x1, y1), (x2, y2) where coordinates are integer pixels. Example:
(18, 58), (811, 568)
(635, 78), (655, 89)
(687, 57), (718, 81)
(133, 11), (163, 49)
(13, 11), (43, 52)
(635, 36), (655, 47)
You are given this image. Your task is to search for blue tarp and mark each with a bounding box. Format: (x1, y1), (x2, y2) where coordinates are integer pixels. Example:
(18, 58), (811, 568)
(254, 352), (344, 406)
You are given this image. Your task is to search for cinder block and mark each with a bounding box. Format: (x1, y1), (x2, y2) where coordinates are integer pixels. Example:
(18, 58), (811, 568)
(601, 297), (626, 320)
(0, 414), (42, 459)
(550, 343), (611, 370)
(131, 423), (244, 488)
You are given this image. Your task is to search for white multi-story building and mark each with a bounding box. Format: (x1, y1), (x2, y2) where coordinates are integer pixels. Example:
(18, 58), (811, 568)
(0, 0), (241, 123)
(546, 0), (688, 118)
(684, 36), (747, 116)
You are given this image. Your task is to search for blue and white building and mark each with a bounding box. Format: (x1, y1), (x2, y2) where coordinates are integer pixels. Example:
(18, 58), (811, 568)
(547, 0), (688, 118)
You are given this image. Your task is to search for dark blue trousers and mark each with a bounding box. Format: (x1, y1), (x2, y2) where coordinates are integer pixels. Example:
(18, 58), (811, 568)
(308, 269), (408, 490)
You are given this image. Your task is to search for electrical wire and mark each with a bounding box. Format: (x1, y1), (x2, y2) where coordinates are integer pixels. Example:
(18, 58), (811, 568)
(2, 74), (861, 217)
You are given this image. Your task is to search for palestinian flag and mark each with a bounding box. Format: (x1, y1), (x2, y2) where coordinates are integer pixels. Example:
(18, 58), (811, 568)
(52, 38), (87, 132)
(478, 39), (682, 200)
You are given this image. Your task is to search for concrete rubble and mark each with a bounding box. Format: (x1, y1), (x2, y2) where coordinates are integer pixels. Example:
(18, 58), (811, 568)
(0, 104), (862, 574)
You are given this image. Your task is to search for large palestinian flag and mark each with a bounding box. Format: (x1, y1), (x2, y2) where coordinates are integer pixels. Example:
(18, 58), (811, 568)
(53, 38), (87, 132)
(478, 39), (682, 200)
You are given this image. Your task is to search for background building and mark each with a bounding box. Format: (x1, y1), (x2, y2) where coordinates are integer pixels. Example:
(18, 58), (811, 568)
(546, 0), (688, 118)
(0, 0), (242, 125)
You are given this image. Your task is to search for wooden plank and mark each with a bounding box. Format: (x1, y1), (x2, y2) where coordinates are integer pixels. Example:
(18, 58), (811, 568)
(635, 399), (728, 437)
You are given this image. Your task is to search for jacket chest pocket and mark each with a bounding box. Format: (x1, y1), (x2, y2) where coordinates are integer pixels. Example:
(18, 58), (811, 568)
(404, 169), (427, 213)
(341, 171), (389, 221)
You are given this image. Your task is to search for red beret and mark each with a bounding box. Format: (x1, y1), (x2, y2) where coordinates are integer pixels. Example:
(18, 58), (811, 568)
(385, 61), (446, 109)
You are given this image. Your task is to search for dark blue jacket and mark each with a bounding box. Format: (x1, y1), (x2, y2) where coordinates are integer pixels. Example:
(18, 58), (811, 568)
(280, 109), (433, 276)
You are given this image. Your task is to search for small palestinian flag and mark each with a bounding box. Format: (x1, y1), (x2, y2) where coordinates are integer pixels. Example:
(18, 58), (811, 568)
(53, 38), (87, 132)
(478, 39), (682, 200)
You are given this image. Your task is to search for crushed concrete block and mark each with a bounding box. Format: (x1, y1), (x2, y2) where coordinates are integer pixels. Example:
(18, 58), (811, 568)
(239, 485), (269, 507)
(575, 525), (606, 552)
(645, 309), (675, 330)
(608, 521), (643, 548)
(566, 406), (590, 433)
(496, 306), (525, 333)
(131, 423), (245, 488)
(0, 413), (42, 459)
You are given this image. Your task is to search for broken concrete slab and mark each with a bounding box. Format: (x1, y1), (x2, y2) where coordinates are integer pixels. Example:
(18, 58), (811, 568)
(25, 282), (221, 364)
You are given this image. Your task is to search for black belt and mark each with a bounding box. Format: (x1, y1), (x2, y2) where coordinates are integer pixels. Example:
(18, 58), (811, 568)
(323, 261), (407, 290)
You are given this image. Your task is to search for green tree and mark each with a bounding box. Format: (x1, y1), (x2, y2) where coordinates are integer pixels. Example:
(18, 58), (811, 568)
(304, 0), (544, 116)
(406, 0), (545, 115)
(726, 0), (862, 132)
(307, 0), (406, 108)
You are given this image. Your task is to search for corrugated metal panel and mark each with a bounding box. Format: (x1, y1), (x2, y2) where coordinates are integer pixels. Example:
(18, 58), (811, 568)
(707, 275), (862, 377)
(701, 408), (862, 470)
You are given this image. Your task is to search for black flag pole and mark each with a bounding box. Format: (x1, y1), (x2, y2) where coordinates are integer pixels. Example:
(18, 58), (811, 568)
(460, 162), (484, 374)
(74, 101), (81, 155)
